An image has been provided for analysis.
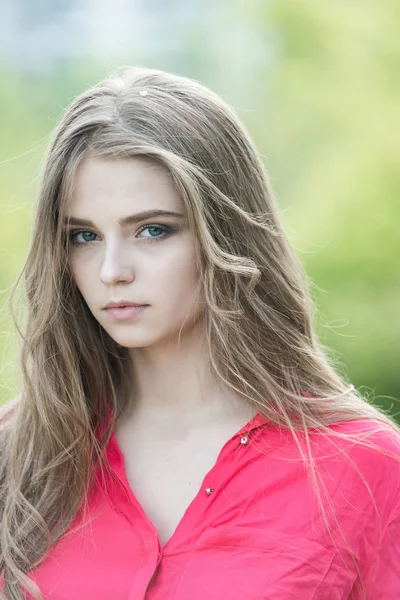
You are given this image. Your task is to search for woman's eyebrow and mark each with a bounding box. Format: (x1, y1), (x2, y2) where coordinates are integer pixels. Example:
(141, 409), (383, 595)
(63, 209), (185, 227)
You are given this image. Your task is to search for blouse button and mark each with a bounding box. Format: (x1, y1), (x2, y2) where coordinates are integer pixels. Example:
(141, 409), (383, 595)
(205, 487), (214, 495)
(240, 436), (249, 445)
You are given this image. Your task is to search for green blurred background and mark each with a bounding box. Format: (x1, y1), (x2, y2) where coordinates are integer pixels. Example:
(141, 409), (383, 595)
(1, 0), (399, 421)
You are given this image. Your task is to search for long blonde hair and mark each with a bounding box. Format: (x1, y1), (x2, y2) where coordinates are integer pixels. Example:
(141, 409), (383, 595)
(0, 66), (399, 599)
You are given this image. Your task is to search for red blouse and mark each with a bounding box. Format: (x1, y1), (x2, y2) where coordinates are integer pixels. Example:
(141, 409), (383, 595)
(2, 413), (400, 599)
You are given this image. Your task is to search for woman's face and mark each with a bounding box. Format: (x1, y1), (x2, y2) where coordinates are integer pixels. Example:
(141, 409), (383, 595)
(65, 155), (203, 349)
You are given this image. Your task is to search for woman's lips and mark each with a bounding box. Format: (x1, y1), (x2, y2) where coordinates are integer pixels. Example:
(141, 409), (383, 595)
(104, 305), (148, 320)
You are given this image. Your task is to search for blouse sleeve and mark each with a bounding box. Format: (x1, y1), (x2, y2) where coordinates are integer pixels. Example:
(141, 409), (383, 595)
(361, 501), (400, 598)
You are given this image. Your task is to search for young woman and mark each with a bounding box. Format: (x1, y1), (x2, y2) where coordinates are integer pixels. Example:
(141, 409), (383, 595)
(0, 66), (399, 600)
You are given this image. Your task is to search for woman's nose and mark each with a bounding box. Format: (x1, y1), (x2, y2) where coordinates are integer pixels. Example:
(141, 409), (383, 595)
(100, 245), (135, 285)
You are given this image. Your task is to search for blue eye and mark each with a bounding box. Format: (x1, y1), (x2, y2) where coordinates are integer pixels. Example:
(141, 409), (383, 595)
(139, 224), (172, 242)
(68, 230), (98, 245)
(67, 224), (174, 246)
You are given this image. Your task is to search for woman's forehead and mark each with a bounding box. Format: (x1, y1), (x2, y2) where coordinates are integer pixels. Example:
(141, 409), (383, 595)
(66, 155), (184, 216)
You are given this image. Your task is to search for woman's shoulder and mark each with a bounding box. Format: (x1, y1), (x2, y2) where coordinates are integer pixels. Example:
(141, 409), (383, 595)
(324, 417), (400, 457)
(0, 395), (22, 425)
(311, 417), (400, 524)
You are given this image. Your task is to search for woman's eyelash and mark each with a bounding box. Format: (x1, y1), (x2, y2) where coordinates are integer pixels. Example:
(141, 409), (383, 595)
(67, 224), (174, 246)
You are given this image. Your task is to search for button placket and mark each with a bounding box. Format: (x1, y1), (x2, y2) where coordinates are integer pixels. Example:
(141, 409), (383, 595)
(204, 429), (252, 496)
